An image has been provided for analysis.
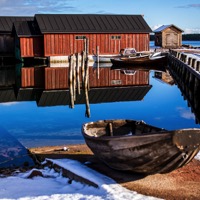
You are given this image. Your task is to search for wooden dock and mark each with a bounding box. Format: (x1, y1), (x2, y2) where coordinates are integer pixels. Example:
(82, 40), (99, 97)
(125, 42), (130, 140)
(168, 49), (200, 123)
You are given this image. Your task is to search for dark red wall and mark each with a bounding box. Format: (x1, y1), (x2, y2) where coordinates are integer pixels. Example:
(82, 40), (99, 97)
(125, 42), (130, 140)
(44, 33), (150, 56)
(20, 37), (44, 57)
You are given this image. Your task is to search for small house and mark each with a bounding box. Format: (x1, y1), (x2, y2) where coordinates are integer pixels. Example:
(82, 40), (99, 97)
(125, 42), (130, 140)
(154, 24), (183, 48)
(35, 14), (152, 57)
(0, 16), (33, 56)
(14, 20), (43, 61)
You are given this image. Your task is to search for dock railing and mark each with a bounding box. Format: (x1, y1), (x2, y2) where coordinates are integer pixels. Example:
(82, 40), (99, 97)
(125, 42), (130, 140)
(168, 49), (200, 123)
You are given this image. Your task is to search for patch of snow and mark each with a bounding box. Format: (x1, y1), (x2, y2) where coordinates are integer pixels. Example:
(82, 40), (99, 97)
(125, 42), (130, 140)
(185, 52), (200, 61)
(0, 158), (161, 200)
(195, 151), (200, 161)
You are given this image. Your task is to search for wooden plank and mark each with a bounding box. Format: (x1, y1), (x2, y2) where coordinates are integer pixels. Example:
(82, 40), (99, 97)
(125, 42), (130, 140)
(46, 159), (98, 188)
(45, 67), (69, 90)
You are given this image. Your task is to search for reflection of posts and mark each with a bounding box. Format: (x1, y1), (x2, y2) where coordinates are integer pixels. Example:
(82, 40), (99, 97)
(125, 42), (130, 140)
(73, 54), (76, 101)
(69, 55), (74, 108)
(68, 38), (90, 117)
(96, 46), (100, 79)
(84, 56), (90, 118)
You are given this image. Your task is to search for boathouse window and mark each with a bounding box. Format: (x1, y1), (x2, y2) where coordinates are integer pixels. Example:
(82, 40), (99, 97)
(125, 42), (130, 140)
(111, 80), (122, 85)
(111, 36), (121, 40)
(75, 36), (86, 40)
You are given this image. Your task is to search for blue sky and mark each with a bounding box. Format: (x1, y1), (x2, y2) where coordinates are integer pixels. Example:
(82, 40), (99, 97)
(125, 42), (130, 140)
(0, 0), (200, 34)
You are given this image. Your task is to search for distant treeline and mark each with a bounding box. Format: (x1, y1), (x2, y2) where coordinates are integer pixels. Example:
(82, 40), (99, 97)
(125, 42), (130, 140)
(150, 34), (200, 41)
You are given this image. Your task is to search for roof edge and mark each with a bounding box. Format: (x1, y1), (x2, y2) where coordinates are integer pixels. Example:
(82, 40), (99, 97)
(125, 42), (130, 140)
(154, 24), (184, 33)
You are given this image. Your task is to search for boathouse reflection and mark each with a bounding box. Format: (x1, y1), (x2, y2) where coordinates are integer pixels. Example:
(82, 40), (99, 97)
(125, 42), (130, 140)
(0, 64), (152, 111)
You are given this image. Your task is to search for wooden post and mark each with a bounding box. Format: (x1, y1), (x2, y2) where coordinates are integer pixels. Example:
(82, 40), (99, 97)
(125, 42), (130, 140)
(81, 51), (85, 88)
(84, 56), (90, 117)
(84, 38), (87, 53)
(196, 61), (200, 72)
(178, 52), (181, 59)
(69, 55), (74, 108)
(72, 54), (76, 101)
(188, 57), (192, 66)
(109, 123), (113, 136)
(85, 38), (90, 91)
(76, 53), (81, 95)
(86, 38), (89, 57)
(192, 58), (197, 70)
(96, 46), (100, 79)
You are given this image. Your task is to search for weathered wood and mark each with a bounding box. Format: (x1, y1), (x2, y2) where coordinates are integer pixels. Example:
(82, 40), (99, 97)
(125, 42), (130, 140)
(20, 37), (43, 57)
(109, 123), (113, 136)
(76, 53), (81, 95)
(21, 67), (44, 88)
(82, 119), (200, 174)
(72, 54), (76, 101)
(84, 56), (90, 117)
(44, 33), (150, 57)
(96, 46), (100, 79)
(154, 25), (183, 48)
(69, 55), (74, 108)
(81, 51), (85, 88)
(46, 160), (98, 188)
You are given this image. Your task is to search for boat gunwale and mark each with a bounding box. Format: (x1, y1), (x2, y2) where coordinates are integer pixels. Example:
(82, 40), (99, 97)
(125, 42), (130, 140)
(82, 120), (200, 142)
(82, 128), (200, 141)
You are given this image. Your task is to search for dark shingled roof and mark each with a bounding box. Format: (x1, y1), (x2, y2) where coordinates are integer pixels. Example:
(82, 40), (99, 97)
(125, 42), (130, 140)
(0, 16), (33, 33)
(35, 14), (152, 34)
(14, 20), (41, 37)
(0, 88), (16, 103)
(37, 86), (152, 107)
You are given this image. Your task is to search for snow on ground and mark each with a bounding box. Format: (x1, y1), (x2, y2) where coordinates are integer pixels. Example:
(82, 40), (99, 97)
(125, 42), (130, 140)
(0, 152), (200, 200)
(185, 52), (200, 61)
(0, 158), (161, 200)
(195, 151), (200, 161)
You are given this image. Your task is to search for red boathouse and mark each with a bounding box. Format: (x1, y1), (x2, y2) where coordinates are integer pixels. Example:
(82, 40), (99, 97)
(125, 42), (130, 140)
(34, 14), (152, 58)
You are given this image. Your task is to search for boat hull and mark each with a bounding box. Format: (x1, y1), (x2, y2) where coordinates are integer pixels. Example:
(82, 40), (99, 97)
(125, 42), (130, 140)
(111, 55), (168, 67)
(82, 119), (200, 174)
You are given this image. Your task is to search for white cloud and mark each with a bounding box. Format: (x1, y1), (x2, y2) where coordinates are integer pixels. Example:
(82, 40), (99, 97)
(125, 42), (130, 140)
(176, 107), (195, 120)
(176, 4), (200, 9)
(183, 28), (200, 34)
(151, 25), (163, 31)
(0, 0), (78, 16)
(0, 102), (19, 106)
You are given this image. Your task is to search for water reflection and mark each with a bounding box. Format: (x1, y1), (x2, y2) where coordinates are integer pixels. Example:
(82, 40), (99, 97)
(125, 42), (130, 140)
(1, 63), (153, 107)
(0, 62), (200, 148)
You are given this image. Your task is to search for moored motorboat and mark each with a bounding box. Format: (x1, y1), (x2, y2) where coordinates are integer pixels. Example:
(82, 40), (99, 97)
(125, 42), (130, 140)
(111, 54), (168, 67)
(94, 48), (151, 63)
(82, 119), (200, 174)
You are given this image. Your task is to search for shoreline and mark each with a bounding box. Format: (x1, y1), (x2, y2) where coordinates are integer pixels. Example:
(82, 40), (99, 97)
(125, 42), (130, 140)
(30, 144), (200, 200)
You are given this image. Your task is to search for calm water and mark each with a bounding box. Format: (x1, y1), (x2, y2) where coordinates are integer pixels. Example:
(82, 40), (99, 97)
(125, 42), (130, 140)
(0, 41), (200, 148)
(150, 40), (200, 48)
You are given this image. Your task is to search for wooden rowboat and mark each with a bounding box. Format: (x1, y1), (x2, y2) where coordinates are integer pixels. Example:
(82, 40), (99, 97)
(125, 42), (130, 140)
(82, 119), (200, 174)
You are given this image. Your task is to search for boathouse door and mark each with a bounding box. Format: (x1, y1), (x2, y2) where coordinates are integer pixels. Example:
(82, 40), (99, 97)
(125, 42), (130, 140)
(110, 36), (121, 54)
(166, 33), (178, 47)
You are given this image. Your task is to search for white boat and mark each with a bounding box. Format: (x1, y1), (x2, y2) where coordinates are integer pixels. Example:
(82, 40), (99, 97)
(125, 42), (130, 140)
(94, 48), (150, 63)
